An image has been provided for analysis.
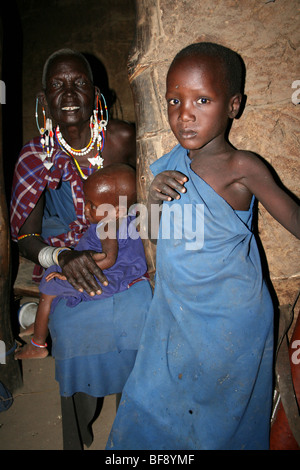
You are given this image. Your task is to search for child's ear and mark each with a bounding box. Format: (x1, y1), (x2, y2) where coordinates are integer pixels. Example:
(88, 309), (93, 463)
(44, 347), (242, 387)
(228, 93), (242, 119)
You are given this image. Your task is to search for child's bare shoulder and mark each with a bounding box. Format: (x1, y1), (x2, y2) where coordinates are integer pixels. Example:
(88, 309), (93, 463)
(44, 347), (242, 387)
(231, 149), (267, 174)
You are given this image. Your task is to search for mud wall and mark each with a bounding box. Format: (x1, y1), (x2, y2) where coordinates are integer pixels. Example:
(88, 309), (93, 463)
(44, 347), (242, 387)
(17, 0), (136, 145)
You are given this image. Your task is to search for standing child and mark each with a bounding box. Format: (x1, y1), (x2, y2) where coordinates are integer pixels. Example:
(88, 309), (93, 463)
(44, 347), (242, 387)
(106, 43), (300, 450)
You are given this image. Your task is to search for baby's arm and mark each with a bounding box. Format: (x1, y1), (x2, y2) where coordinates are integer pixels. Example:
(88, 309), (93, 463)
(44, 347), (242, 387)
(95, 237), (118, 270)
(240, 152), (300, 238)
(45, 271), (67, 282)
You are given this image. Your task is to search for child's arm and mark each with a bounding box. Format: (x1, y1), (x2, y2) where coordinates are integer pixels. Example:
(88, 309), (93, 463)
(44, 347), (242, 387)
(147, 170), (188, 243)
(239, 152), (300, 239)
(95, 236), (118, 270)
(45, 271), (67, 282)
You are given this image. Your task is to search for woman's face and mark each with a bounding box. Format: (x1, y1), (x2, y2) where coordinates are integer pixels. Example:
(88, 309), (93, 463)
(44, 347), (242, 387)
(44, 55), (95, 128)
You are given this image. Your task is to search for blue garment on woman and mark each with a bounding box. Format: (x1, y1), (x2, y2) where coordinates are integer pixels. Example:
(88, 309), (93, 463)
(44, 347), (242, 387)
(42, 180), (76, 239)
(106, 144), (274, 450)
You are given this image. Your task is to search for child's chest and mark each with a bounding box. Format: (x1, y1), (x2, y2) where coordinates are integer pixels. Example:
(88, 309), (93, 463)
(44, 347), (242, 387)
(190, 157), (252, 211)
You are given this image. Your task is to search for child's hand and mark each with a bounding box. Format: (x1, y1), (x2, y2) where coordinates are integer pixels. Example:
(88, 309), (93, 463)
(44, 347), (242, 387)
(149, 171), (188, 203)
(45, 272), (67, 282)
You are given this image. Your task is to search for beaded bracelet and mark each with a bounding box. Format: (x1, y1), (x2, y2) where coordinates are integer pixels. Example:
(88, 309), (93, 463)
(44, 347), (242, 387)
(17, 233), (41, 241)
(31, 338), (47, 348)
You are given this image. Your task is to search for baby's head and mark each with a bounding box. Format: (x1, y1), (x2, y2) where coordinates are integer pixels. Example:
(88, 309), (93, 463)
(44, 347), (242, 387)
(83, 164), (136, 224)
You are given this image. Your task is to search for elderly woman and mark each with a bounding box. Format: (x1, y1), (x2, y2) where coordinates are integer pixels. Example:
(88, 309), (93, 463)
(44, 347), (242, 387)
(10, 49), (152, 449)
(11, 48), (136, 290)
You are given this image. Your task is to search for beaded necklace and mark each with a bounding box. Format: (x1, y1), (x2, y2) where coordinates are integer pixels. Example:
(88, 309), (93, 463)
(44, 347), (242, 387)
(55, 126), (104, 180)
(56, 125), (96, 157)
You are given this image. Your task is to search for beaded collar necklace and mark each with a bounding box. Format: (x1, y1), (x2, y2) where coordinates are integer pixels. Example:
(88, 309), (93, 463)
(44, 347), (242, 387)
(55, 122), (105, 180)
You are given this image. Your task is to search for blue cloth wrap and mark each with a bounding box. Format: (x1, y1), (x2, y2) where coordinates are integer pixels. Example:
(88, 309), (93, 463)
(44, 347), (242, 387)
(42, 181), (76, 239)
(49, 281), (152, 397)
(106, 144), (274, 450)
(44, 216), (152, 398)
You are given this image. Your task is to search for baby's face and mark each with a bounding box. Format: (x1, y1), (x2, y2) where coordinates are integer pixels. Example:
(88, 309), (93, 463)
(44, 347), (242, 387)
(84, 185), (117, 225)
(166, 55), (235, 154)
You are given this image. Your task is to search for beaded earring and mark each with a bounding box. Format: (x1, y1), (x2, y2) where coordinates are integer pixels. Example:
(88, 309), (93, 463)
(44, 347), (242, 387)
(87, 93), (108, 168)
(35, 98), (54, 170)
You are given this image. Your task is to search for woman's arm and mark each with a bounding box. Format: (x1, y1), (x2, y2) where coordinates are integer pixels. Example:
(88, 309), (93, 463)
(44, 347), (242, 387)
(17, 192), (47, 262)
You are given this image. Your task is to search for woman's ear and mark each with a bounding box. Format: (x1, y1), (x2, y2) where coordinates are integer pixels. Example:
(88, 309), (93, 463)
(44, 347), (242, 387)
(36, 90), (47, 108)
(228, 93), (242, 119)
(95, 86), (101, 100)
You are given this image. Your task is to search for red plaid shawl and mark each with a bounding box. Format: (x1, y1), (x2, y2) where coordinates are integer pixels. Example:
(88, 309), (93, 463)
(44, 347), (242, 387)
(10, 136), (92, 281)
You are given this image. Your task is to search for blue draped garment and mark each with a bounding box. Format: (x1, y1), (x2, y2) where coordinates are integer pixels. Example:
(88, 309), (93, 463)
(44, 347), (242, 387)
(106, 144), (274, 450)
(45, 216), (152, 398)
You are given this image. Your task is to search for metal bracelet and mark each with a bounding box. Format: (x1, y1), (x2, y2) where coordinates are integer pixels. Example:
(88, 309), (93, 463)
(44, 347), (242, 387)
(38, 246), (72, 268)
(38, 246), (57, 268)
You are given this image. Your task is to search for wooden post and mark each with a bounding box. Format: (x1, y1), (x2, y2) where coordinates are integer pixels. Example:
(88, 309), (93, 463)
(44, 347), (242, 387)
(128, 0), (176, 279)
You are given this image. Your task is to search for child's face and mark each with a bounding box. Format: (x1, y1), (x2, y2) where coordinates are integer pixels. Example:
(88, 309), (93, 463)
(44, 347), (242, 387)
(166, 55), (240, 155)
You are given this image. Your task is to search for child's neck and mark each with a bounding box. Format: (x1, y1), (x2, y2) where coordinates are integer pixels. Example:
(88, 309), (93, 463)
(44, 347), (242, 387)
(188, 138), (232, 161)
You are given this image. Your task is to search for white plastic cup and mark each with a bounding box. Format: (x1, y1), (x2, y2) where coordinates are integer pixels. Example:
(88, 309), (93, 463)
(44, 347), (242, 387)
(18, 302), (38, 329)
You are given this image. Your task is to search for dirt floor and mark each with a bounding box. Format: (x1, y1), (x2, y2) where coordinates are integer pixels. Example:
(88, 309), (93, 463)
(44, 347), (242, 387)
(0, 353), (117, 450)
(0, 297), (117, 451)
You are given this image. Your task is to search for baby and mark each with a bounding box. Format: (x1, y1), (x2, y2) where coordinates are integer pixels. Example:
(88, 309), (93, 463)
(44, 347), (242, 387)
(15, 163), (148, 359)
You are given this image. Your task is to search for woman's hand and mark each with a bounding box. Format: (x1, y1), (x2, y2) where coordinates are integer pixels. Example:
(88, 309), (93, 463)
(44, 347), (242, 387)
(149, 171), (188, 203)
(58, 249), (108, 296)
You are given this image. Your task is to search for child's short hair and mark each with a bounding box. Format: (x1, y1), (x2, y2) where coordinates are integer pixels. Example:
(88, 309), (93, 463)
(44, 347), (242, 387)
(171, 42), (245, 96)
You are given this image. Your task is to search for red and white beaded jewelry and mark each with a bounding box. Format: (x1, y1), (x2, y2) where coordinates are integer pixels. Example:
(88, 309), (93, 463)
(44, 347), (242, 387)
(35, 98), (54, 170)
(31, 338), (48, 348)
